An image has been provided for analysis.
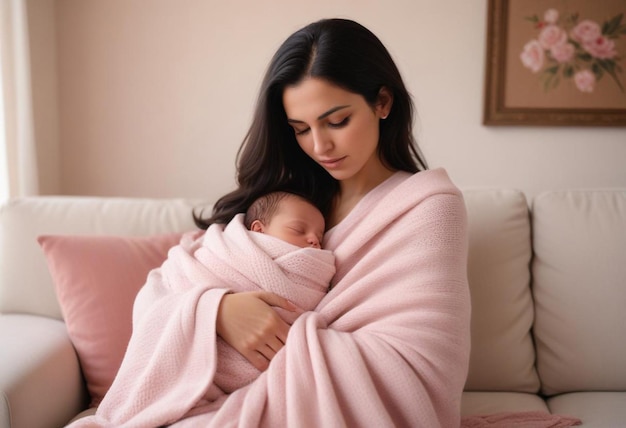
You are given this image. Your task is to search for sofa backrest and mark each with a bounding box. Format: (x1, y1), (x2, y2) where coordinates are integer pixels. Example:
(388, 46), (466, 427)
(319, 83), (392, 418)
(532, 190), (626, 396)
(462, 190), (540, 393)
(0, 196), (206, 319)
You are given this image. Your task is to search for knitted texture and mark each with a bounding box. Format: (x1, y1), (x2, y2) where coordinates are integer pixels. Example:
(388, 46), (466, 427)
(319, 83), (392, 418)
(71, 168), (471, 428)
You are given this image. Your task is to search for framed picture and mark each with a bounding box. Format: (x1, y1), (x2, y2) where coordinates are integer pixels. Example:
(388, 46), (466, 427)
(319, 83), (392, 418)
(483, 0), (626, 126)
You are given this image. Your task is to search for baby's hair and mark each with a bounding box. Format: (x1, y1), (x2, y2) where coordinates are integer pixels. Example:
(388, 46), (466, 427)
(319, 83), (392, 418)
(244, 191), (313, 229)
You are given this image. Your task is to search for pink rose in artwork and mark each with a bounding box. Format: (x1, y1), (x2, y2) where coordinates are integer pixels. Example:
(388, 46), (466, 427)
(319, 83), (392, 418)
(583, 36), (617, 59)
(550, 42), (575, 63)
(570, 20), (601, 43)
(544, 9), (559, 24)
(520, 9), (624, 93)
(520, 40), (544, 72)
(574, 70), (595, 93)
(538, 25), (567, 49)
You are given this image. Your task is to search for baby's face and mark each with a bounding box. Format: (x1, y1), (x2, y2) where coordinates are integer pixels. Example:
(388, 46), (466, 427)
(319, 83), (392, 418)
(261, 197), (325, 248)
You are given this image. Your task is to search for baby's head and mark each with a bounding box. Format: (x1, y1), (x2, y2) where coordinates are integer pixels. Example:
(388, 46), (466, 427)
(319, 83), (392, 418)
(245, 191), (325, 249)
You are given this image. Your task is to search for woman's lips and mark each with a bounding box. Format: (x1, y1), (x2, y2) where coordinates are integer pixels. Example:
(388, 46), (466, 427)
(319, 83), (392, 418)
(319, 156), (346, 169)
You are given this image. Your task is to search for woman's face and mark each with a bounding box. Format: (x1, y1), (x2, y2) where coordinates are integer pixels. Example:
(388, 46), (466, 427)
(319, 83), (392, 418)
(282, 78), (392, 186)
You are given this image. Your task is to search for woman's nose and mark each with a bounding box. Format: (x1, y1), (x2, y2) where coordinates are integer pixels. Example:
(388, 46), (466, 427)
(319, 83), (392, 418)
(311, 128), (332, 155)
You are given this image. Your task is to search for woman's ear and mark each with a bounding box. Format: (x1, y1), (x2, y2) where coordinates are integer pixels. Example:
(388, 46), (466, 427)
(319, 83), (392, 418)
(376, 87), (393, 119)
(250, 220), (265, 233)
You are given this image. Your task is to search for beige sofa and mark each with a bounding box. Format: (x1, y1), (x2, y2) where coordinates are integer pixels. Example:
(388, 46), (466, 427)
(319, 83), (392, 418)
(0, 189), (624, 427)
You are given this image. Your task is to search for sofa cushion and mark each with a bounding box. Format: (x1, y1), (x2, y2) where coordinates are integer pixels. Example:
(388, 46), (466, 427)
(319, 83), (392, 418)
(461, 391), (549, 416)
(462, 190), (539, 393)
(547, 392), (626, 427)
(38, 233), (183, 407)
(532, 190), (626, 395)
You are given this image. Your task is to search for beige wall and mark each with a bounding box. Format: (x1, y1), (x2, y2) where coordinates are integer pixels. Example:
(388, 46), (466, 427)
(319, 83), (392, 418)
(27, 0), (59, 195)
(29, 0), (626, 201)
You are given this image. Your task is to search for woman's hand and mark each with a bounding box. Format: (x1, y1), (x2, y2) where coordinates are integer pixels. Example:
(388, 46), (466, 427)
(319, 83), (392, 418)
(216, 291), (297, 371)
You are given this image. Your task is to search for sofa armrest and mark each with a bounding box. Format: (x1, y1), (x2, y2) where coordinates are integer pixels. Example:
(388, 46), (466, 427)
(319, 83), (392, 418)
(0, 314), (87, 428)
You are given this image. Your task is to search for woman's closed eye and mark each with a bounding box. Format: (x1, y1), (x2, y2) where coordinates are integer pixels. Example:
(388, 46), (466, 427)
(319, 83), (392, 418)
(291, 116), (351, 136)
(294, 127), (310, 136)
(328, 116), (350, 129)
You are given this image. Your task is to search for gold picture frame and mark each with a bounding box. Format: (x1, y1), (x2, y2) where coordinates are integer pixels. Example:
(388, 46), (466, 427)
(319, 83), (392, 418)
(483, 0), (626, 126)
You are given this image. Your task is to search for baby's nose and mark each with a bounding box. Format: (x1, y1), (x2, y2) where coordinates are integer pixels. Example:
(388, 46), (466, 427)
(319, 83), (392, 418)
(308, 237), (321, 249)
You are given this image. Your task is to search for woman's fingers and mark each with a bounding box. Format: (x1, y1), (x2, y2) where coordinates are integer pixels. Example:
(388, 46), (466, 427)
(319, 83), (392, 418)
(246, 339), (281, 371)
(266, 335), (285, 353)
(259, 344), (277, 361)
(242, 351), (268, 372)
(216, 292), (293, 371)
(256, 291), (298, 312)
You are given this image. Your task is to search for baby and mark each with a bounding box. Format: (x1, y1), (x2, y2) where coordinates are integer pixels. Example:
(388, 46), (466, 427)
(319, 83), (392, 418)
(244, 191), (325, 249)
(205, 191), (333, 394)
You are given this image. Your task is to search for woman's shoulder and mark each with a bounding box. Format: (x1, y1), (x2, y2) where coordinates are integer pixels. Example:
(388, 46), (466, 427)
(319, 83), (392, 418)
(374, 168), (466, 228)
(373, 168), (462, 206)
(404, 168), (461, 194)
(403, 169), (465, 216)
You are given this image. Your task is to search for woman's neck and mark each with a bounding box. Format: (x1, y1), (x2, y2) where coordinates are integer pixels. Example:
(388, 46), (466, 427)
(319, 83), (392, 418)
(327, 167), (396, 228)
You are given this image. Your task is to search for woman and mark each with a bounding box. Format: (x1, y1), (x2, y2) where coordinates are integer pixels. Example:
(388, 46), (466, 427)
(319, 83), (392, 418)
(205, 16), (428, 374)
(198, 18), (471, 427)
(76, 18), (470, 428)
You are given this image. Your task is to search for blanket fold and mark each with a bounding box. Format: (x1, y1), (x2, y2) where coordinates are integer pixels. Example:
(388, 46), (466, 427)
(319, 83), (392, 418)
(72, 168), (473, 428)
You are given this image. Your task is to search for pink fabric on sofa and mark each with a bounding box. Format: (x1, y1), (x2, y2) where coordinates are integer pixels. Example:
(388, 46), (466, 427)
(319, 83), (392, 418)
(461, 411), (581, 427)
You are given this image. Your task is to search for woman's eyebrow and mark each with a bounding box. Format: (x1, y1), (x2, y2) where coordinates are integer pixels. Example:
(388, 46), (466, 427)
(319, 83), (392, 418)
(287, 105), (351, 123)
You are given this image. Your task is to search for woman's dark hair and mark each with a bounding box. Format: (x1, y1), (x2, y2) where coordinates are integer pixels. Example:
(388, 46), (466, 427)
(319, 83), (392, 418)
(194, 18), (427, 228)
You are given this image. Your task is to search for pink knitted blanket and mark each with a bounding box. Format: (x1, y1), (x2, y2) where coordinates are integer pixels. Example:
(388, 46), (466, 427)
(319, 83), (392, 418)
(73, 168), (471, 427)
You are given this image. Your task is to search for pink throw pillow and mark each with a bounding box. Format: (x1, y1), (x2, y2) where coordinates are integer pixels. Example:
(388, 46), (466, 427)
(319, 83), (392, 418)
(37, 233), (184, 407)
